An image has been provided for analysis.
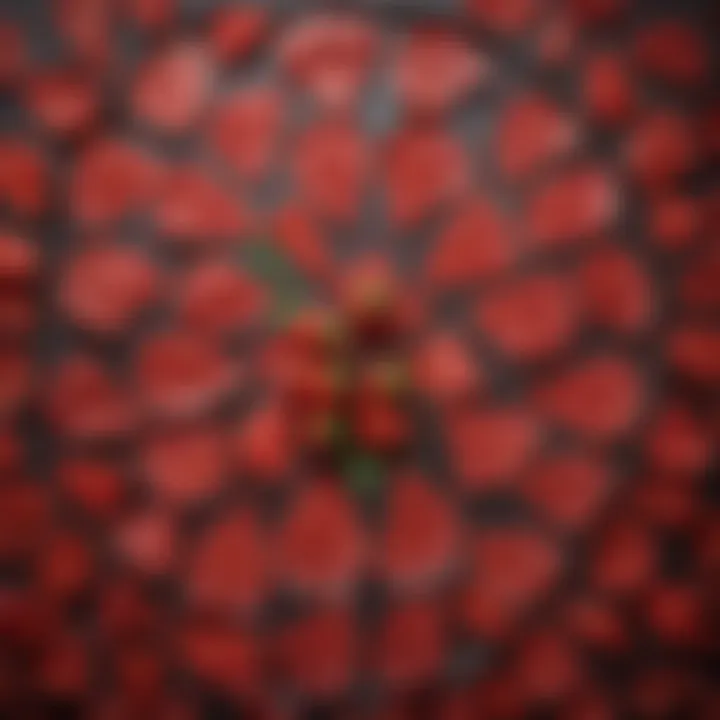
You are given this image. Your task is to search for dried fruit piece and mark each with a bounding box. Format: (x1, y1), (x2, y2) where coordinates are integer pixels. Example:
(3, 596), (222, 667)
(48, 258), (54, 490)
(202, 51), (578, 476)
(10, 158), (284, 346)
(412, 332), (481, 406)
(0, 137), (47, 217)
(275, 484), (367, 598)
(124, 0), (175, 32)
(679, 246), (720, 312)
(136, 331), (236, 417)
(528, 165), (618, 247)
(626, 111), (697, 191)
(272, 203), (333, 281)
(207, 5), (267, 64)
(521, 452), (610, 531)
(667, 325), (720, 386)
(59, 245), (158, 335)
(0, 21), (27, 87)
(188, 510), (267, 615)
(385, 127), (469, 228)
(425, 196), (514, 288)
(578, 244), (654, 334)
(275, 610), (355, 699)
(142, 423), (226, 508)
(293, 121), (371, 223)
(583, 51), (635, 127)
(534, 355), (643, 442)
(115, 509), (176, 576)
(70, 138), (164, 226)
(590, 519), (655, 596)
(37, 531), (93, 602)
(178, 262), (265, 336)
(460, 530), (560, 638)
(58, 457), (124, 519)
(497, 94), (577, 181)
(47, 356), (136, 441)
(279, 15), (376, 108)
(467, 0), (539, 35)
(24, 69), (98, 137)
(210, 88), (283, 181)
(394, 29), (486, 115)
(448, 406), (540, 490)
(0, 481), (50, 562)
(475, 272), (578, 362)
(0, 350), (32, 418)
(372, 601), (446, 688)
(180, 620), (258, 696)
(648, 194), (700, 251)
(54, 0), (112, 67)
(232, 403), (294, 485)
(634, 21), (709, 88)
(132, 42), (213, 133)
(380, 473), (461, 591)
(156, 167), (247, 243)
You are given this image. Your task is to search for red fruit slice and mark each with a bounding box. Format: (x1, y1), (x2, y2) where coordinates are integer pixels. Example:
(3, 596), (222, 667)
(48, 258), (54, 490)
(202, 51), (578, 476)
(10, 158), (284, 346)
(394, 28), (487, 115)
(0, 482), (50, 562)
(132, 42), (212, 133)
(448, 406), (540, 490)
(626, 111), (697, 191)
(124, 0), (175, 32)
(567, 0), (627, 25)
(58, 457), (124, 520)
(210, 87), (283, 181)
(373, 601), (445, 689)
(187, 510), (267, 615)
(643, 401), (712, 476)
(293, 121), (371, 223)
(24, 69), (97, 137)
(180, 620), (258, 696)
(272, 203), (333, 281)
(645, 582), (705, 648)
(142, 424), (226, 508)
(631, 475), (698, 531)
(667, 325), (720, 386)
(178, 262), (266, 336)
(54, 0), (112, 67)
(634, 21), (709, 89)
(679, 247), (720, 312)
(425, 196), (514, 288)
(115, 510), (175, 576)
(475, 272), (578, 362)
(460, 530), (560, 638)
(156, 167), (247, 243)
(136, 330), (236, 417)
(578, 245), (654, 334)
(278, 15), (376, 109)
(70, 138), (164, 226)
(590, 519), (655, 596)
(38, 531), (93, 602)
(528, 165), (618, 247)
(521, 451), (610, 531)
(59, 245), (158, 335)
(649, 194), (700, 251)
(0, 21), (26, 87)
(467, 0), (539, 35)
(412, 332), (481, 405)
(275, 609), (355, 698)
(47, 356), (136, 441)
(380, 473), (461, 591)
(496, 94), (577, 181)
(534, 355), (643, 442)
(0, 138), (47, 217)
(275, 484), (367, 598)
(564, 596), (628, 653)
(0, 350), (32, 418)
(583, 51), (635, 127)
(385, 127), (469, 228)
(511, 631), (581, 704)
(232, 403), (294, 485)
(207, 6), (268, 64)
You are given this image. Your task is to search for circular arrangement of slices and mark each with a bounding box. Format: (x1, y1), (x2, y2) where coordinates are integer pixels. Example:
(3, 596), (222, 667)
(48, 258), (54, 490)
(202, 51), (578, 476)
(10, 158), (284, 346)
(0, 1), (718, 717)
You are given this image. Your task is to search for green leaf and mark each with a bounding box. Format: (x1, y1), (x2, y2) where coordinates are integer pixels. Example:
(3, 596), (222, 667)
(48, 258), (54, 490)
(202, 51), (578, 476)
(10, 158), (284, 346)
(241, 241), (312, 324)
(343, 450), (386, 499)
